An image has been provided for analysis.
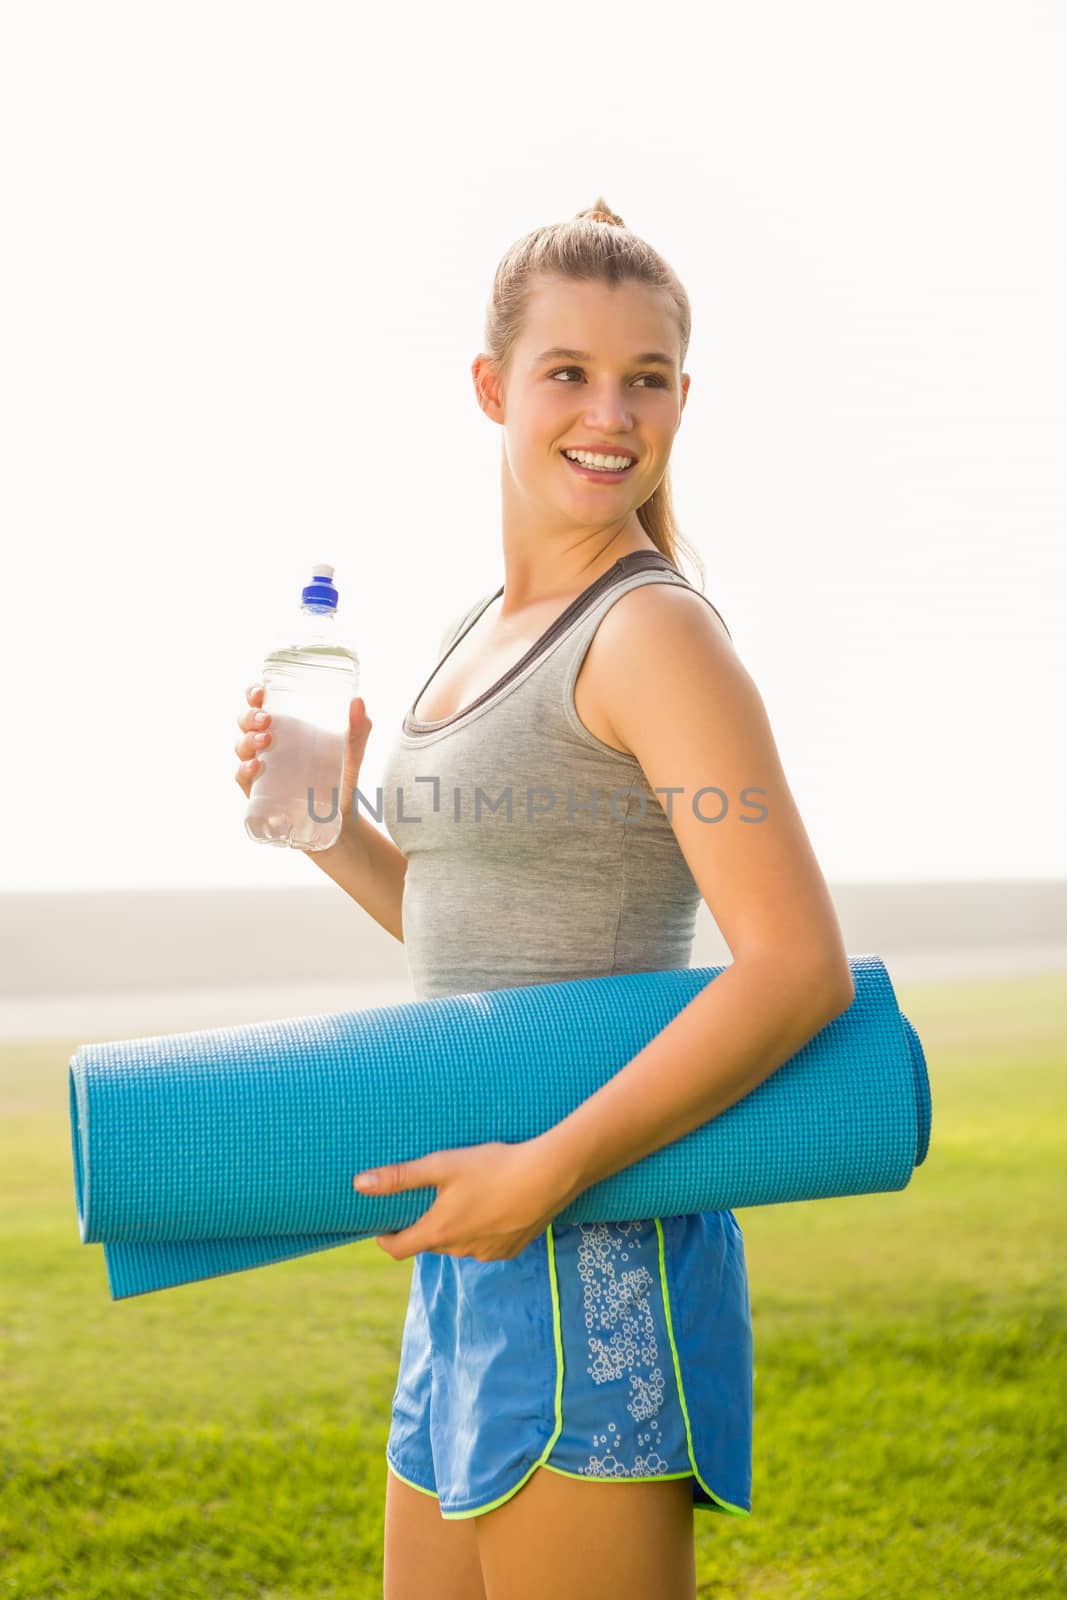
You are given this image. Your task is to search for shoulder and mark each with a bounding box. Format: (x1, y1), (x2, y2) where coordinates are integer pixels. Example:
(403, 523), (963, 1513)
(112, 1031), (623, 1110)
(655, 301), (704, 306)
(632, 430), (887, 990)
(589, 580), (739, 699)
(583, 579), (851, 1005)
(598, 578), (733, 651)
(578, 579), (745, 758)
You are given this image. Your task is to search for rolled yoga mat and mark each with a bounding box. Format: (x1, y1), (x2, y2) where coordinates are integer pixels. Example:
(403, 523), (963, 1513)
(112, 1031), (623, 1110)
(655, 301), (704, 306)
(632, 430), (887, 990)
(69, 954), (930, 1300)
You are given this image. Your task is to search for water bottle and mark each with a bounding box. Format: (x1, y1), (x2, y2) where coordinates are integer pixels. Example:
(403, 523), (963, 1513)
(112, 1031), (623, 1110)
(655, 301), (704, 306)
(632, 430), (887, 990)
(243, 563), (360, 852)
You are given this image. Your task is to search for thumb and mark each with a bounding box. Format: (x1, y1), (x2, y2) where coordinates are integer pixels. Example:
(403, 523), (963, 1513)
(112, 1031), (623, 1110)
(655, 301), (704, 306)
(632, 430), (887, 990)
(353, 1156), (436, 1194)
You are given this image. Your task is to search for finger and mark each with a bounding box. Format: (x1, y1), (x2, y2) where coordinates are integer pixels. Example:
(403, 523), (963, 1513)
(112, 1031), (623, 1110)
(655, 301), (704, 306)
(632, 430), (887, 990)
(348, 701), (372, 741)
(246, 683), (265, 705)
(234, 728), (272, 761)
(375, 1226), (425, 1260)
(238, 704), (271, 733)
(234, 757), (261, 793)
(354, 1161), (403, 1193)
(354, 1150), (449, 1201)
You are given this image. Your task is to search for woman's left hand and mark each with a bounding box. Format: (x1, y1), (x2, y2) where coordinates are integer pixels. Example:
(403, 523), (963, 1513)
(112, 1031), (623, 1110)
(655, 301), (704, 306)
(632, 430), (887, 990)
(353, 1139), (572, 1262)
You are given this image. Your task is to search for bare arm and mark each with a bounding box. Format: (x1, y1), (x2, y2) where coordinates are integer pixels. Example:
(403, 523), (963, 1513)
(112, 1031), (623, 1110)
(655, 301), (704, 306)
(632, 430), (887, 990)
(307, 812), (407, 944)
(538, 949), (849, 1207)
(311, 602), (479, 939)
(530, 583), (855, 1205)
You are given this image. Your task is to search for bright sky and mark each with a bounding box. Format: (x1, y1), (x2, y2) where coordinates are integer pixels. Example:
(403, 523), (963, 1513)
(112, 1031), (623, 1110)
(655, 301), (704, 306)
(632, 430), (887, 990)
(2, 2), (1063, 891)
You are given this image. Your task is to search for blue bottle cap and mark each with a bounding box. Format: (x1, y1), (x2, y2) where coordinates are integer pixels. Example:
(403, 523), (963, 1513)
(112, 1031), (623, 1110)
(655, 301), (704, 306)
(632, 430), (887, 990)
(301, 563), (338, 609)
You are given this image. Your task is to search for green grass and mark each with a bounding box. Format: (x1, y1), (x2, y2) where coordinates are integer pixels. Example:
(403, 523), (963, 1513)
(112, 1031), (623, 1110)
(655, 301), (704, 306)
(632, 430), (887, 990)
(2, 972), (1065, 1598)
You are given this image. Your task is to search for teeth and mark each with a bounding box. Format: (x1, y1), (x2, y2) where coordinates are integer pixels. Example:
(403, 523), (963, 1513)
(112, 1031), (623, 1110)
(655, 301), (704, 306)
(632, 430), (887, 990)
(563, 449), (634, 472)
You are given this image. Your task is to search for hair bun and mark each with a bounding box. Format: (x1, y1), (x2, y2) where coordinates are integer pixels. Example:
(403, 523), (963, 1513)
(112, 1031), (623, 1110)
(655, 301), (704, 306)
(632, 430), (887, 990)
(577, 195), (625, 227)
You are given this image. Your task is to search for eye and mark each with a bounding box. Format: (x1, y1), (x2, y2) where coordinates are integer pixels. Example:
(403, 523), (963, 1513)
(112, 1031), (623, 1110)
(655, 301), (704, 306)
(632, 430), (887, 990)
(549, 366), (668, 388)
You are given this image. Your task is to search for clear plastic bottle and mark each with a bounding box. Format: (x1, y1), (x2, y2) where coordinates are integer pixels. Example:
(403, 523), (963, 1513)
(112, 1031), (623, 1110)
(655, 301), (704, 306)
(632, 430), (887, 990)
(243, 563), (360, 852)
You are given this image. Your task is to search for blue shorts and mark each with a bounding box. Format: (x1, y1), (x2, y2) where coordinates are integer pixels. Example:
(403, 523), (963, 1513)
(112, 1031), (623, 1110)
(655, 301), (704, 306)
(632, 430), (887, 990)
(385, 1211), (754, 1520)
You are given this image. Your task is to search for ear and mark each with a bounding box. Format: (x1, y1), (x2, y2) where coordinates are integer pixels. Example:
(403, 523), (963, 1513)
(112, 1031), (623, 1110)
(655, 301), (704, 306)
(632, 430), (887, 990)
(472, 354), (505, 425)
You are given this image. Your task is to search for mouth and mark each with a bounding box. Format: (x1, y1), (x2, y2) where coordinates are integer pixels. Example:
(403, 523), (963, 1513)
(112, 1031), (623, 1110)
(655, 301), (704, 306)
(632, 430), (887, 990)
(560, 450), (638, 483)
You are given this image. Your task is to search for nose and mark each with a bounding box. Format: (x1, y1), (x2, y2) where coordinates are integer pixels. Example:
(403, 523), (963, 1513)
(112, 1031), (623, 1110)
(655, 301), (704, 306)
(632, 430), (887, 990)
(582, 386), (636, 430)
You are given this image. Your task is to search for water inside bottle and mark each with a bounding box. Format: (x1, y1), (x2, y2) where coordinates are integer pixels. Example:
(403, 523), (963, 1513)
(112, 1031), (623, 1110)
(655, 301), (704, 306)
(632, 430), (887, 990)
(244, 645), (356, 851)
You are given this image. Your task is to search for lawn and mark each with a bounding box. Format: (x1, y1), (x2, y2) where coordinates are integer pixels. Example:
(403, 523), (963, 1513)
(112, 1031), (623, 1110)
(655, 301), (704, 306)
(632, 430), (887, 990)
(1, 971), (1064, 1598)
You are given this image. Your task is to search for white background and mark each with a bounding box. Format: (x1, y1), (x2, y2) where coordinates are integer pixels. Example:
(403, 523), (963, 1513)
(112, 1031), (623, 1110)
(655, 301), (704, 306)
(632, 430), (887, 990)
(2, 1), (1063, 890)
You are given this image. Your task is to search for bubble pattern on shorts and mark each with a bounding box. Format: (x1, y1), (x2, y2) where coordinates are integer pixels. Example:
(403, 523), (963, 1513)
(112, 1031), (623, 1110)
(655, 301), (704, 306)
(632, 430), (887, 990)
(575, 1219), (673, 1479)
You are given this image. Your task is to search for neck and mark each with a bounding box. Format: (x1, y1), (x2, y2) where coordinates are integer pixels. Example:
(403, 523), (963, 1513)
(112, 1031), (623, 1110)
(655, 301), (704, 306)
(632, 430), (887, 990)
(496, 465), (657, 613)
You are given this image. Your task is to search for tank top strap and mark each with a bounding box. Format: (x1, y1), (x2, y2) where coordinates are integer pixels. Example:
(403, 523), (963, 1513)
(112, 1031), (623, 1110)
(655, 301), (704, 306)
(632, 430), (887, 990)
(559, 556), (732, 647)
(436, 588), (501, 658)
(412, 554), (731, 741)
(546, 560), (732, 758)
(441, 553), (729, 661)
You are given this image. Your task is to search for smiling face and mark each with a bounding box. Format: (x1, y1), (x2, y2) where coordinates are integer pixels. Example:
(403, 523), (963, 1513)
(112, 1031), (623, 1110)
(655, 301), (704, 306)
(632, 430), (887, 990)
(473, 274), (689, 541)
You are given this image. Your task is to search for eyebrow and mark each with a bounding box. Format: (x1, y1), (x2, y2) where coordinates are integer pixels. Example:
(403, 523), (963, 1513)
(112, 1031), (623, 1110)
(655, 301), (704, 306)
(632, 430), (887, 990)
(535, 346), (676, 368)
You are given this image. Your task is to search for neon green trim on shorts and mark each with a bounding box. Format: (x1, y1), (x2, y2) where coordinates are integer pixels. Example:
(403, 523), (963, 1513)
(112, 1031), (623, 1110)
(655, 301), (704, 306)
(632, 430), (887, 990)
(385, 1457), (438, 1498)
(420, 1224), (567, 1521)
(653, 1216), (751, 1518)
(389, 1224), (753, 1521)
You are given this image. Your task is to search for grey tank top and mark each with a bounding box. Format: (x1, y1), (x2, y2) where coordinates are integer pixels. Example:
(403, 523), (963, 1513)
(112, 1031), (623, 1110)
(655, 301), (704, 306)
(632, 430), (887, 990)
(379, 551), (731, 1001)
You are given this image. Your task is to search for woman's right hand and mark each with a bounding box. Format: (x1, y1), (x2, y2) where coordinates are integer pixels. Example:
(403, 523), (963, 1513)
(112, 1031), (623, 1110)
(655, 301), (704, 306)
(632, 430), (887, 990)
(234, 684), (374, 825)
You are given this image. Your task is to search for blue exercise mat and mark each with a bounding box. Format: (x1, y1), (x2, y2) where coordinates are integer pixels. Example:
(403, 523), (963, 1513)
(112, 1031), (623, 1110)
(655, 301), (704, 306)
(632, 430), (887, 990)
(69, 955), (930, 1300)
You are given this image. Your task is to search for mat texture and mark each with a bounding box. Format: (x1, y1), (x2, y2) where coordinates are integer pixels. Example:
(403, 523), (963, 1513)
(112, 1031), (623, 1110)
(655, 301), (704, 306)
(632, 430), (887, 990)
(69, 955), (930, 1299)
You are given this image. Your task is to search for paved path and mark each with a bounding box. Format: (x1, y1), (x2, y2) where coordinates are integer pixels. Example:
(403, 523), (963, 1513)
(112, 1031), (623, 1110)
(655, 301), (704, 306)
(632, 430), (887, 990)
(3, 944), (1066, 1042)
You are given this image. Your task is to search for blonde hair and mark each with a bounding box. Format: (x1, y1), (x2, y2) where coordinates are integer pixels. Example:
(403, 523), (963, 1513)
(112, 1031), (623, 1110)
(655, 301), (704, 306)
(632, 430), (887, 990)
(481, 195), (705, 588)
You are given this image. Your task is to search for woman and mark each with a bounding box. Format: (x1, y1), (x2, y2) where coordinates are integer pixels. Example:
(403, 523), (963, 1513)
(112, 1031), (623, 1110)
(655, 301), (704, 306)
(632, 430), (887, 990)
(235, 198), (854, 1600)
